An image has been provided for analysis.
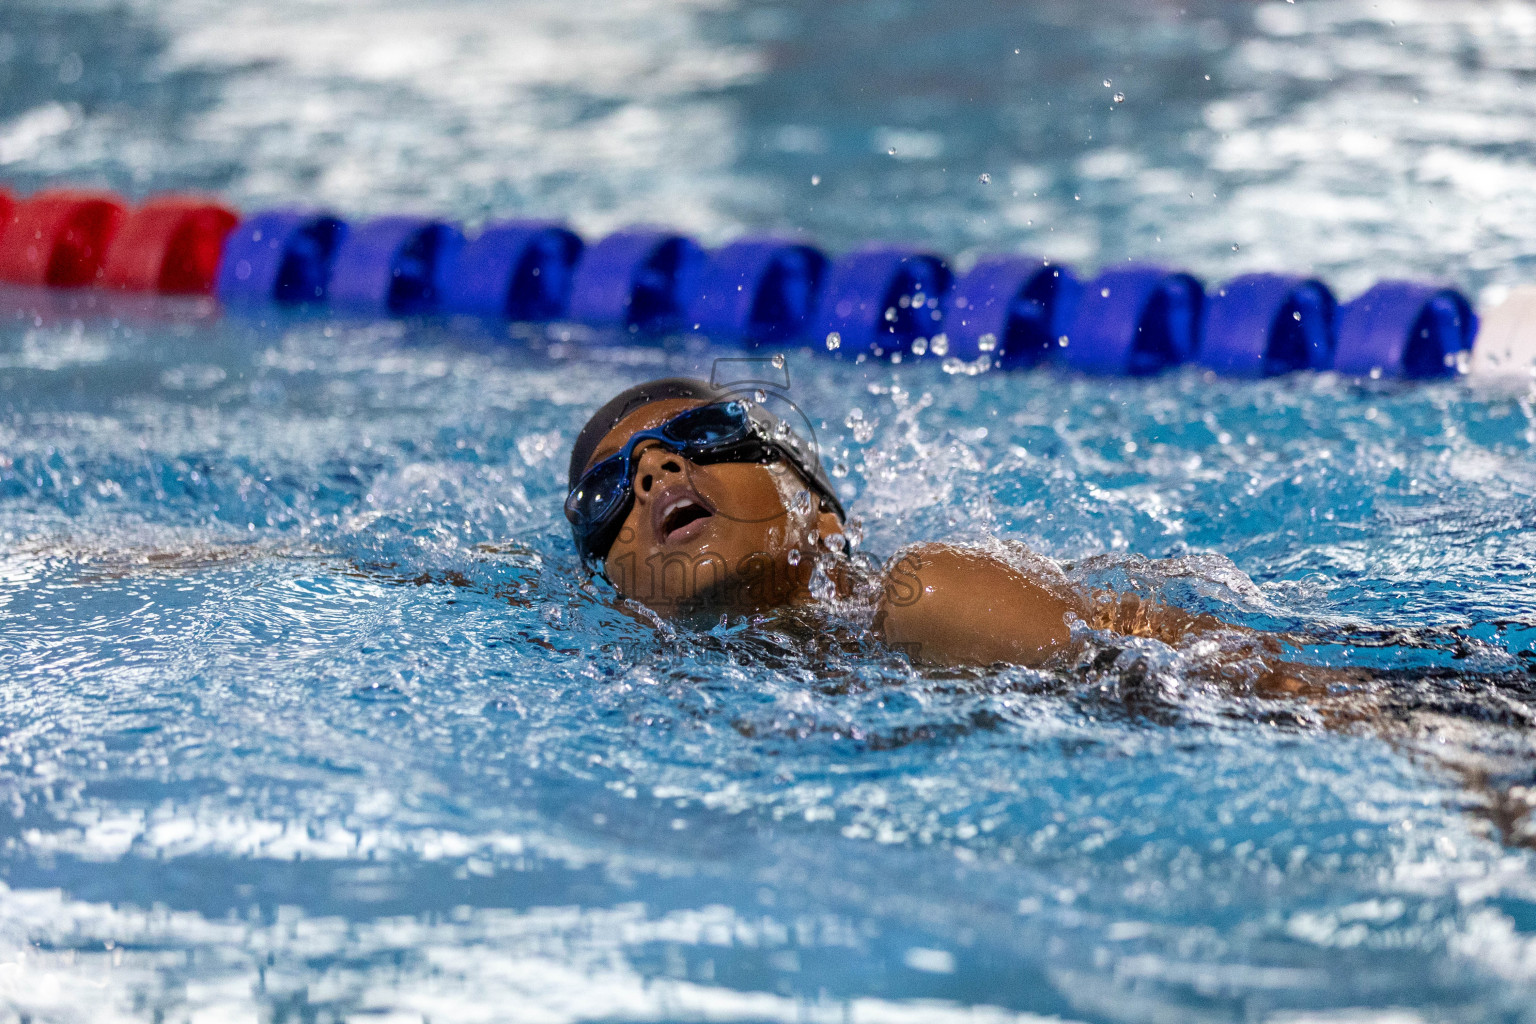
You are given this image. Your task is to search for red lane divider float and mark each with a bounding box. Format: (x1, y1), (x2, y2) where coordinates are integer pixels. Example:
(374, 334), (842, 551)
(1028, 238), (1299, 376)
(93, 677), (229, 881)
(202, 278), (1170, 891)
(0, 189), (126, 288)
(0, 181), (1490, 378)
(102, 197), (238, 294)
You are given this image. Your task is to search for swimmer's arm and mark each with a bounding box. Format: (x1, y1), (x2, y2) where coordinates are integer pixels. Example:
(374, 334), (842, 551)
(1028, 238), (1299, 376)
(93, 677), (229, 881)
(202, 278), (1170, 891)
(870, 543), (1238, 670)
(872, 543), (1092, 668)
(51, 540), (533, 604)
(1084, 590), (1226, 645)
(870, 543), (1363, 706)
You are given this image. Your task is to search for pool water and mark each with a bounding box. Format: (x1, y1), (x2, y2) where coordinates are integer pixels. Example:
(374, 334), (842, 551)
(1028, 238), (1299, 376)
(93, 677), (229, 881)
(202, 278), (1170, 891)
(5, 1), (1536, 1022)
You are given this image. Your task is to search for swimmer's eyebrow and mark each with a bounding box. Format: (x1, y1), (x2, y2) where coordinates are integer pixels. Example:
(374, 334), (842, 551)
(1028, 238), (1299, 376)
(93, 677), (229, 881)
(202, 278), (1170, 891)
(587, 440), (625, 464)
(584, 417), (673, 468)
(582, 434), (657, 474)
(585, 434), (635, 468)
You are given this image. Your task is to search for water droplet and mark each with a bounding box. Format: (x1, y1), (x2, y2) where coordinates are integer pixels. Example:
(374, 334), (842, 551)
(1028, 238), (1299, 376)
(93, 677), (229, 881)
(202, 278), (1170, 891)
(825, 331), (841, 351)
(771, 353), (786, 368)
(911, 337), (928, 356)
(1204, 74), (1211, 81)
(809, 563), (836, 601)
(754, 389), (768, 404)
(978, 172), (991, 184)
(1113, 92), (1125, 103)
(810, 174), (821, 185)
(1231, 243), (1240, 251)
(1292, 310), (1302, 321)
(978, 332), (998, 352)
(888, 147), (898, 156)
(831, 460), (850, 478)
(787, 548), (802, 566)
(1100, 287), (1111, 298)
(1057, 335), (1070, 347)
(846, 409), (876, 443)
(1103, 78), (1113, 88)
(930, 333), (949, 356)
(885, 307), (899, 322)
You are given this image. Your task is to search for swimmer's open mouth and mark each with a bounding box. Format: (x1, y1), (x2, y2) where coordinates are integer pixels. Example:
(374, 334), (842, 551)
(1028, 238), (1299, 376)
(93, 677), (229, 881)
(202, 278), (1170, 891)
(655, 490), (715, 544)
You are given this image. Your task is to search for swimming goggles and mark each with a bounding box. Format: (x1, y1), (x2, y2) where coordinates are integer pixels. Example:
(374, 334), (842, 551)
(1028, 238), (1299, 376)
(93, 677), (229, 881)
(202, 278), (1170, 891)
(564, 399), (843, 566)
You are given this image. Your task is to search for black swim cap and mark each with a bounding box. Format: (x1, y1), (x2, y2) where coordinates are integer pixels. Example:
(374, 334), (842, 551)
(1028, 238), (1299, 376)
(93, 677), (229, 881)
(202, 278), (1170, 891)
(566, 376), (844, 521)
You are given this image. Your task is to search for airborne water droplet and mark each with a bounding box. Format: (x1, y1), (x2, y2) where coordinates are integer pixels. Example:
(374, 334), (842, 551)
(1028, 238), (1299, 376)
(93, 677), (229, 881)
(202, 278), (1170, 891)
(888, 147), (898, 156)
(1113, 92), (1125, 103)
(825, 331), (841, 351)
(978, 172), (991, 184)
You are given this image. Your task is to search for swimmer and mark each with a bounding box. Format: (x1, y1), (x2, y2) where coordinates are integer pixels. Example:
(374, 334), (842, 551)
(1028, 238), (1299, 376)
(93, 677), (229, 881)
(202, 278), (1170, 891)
(567, 376), (1296, 682)
(565, 379), (1536, 853)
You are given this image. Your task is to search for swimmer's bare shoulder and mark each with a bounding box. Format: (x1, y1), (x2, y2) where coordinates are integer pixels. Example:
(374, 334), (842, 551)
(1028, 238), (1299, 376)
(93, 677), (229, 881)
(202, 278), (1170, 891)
(872, 542), (1089, 667)
(870, 541), (1226, 668)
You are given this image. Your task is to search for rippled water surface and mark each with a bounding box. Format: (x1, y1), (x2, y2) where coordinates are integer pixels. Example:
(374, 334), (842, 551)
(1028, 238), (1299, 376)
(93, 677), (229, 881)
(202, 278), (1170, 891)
(5, 1), (1536, 1022)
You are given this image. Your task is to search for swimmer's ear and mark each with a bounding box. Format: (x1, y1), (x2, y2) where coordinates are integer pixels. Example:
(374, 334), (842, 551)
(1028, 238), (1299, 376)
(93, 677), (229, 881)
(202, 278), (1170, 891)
(814, 506), (844, 547)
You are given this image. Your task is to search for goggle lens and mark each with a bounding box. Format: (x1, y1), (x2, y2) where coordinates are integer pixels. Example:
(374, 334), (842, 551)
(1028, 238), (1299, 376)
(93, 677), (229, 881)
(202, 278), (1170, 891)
(566, 457), (629, 531)
(661, 401), (750, 447)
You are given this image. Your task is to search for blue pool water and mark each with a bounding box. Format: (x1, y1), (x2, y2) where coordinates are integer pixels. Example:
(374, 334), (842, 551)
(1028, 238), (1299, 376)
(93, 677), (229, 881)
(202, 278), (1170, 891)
(5, 1), (1536, 1021)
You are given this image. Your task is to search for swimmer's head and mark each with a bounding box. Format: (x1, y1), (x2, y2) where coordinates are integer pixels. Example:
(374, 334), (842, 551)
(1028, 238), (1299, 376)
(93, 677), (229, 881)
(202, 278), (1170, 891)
(566, 377), (845, 612)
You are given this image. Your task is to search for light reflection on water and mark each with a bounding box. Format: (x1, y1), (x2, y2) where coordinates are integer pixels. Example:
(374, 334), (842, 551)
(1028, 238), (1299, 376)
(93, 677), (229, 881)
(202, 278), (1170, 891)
(3, 0), (1536, 1021)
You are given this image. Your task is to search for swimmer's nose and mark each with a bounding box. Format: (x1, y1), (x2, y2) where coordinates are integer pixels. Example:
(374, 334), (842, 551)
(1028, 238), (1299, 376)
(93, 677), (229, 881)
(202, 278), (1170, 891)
(632, 443), (685, 501)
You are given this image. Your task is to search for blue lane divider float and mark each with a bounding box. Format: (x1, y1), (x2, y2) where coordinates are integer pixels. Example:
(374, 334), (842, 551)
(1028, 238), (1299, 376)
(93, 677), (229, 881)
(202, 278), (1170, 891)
(328, 216), (465, 315)
(817, 247), (952, 359)
(567, 229), (706, 333)
(441, 220), (583, 320)
(688, 238), (827, 347)
(1198, 273), (1336, 377)
(946, 256), (1081, 368)
(1332, 280), (1477, 378)
(215, 210), (348, 305)
(1061, 265), (1204, 376)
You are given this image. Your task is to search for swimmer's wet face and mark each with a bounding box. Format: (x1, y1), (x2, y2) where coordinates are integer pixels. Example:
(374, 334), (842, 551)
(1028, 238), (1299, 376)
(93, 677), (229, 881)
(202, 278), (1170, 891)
(571, 397), (845, 612)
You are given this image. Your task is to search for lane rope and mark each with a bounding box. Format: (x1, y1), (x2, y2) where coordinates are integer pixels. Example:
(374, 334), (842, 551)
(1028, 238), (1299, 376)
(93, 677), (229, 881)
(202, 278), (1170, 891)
(0, 185), (1487, 378)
